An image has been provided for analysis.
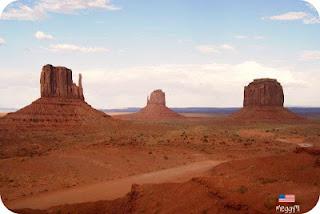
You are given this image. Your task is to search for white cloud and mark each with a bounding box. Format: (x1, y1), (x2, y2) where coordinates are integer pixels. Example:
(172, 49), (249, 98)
(1, 0), (120, 21)
(195, 44), (235, 54)
(0, 37), (5, 45)
(304, 0), (320, 16)
(235, 35), (248, 39)
(177, 39), (193, 44)
(35, 31), (54, 40)
(253, 36), (265, 40)
(265, 11), (320, 24)
(195, 45), (219, 54)
(48, 43), (109, 53)
(235, 35), (265, 40)
(1, 4), (39, 20)
(1, 61), (319, 108)
(303, 16), (320, 24)
(269, 12), (308, 21)
(300, 50), (320, 61)
(220, 44), (235, 51)
(76, 61), (313, 108)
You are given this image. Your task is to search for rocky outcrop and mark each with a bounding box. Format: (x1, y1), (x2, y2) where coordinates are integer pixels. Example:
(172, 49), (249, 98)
(231, 78), (302, 121)
(116, 89), (182, 120)
(0, 65), (109, 128)
(40, 64), (84, 100)
(147, 90), (166, 106)
(244, 79), (284, 107)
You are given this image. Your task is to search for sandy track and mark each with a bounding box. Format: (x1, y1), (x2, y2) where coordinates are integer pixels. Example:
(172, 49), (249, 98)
(7, 160), (223, 210)
(0, 113), (8, 118)
(276, 138), (313, 148)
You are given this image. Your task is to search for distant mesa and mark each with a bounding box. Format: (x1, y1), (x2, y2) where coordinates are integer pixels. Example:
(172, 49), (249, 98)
(147, 89), (166, 106)
(244, 78), (284, 107)
(117, 89), (183, 120)
(1, 64), (109, 127)
(231, 78), (302, 121)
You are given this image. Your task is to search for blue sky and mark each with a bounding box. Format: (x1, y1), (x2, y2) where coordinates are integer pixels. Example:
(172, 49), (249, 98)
(0, 0), (320, 108)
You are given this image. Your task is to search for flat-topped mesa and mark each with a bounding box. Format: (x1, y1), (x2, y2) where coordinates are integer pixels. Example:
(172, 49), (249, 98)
(244, 78), (284, 107)
(147, 89), (166, 106)
(230, 78), (303, 121)
(40, 64), (84, 100)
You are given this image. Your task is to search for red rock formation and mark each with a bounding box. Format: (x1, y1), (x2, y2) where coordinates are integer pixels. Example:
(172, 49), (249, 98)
(231, 78), (302, 121)
(116, 89), (182, 120)
(40, 64), (84, 100)
(244, 79), (284, 107)
(0, 65), (109, 128)
(147, 90), (166, 106)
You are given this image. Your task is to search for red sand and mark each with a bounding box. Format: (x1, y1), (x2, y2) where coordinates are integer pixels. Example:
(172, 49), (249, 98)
(15, 151), (320, 214)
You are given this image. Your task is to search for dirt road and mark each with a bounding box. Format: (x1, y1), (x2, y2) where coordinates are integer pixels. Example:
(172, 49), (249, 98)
(7, 160), (223, 210)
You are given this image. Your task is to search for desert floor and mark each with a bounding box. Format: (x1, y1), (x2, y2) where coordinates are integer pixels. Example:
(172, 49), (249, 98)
(0, 113), (7, 118)
(0, 113), (319, 213)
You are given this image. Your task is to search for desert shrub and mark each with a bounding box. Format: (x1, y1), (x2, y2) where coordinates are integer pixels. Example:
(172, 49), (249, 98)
(237, 185), (248, 194)
(258, 177), (278, 184)
(264, 195), (276, 210)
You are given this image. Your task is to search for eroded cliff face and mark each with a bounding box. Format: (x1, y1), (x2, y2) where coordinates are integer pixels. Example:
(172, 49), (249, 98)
(40, 64), (84, 100)
(231, 78), (302, 121)
(243, 78), (284, 107)
(147, 90), (166, 106)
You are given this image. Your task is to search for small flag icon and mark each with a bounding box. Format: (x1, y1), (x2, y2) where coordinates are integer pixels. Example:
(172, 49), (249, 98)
(278, 194), (295, 203)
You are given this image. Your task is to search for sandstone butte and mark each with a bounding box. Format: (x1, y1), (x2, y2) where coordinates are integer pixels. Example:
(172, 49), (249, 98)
(231, 78), (302, 121)
(121, 89), (183, 120)
(40, 64), (84, 100)
(0, 65), (109, 127)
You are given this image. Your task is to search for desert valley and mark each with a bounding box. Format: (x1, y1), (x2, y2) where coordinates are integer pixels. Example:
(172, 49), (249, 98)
(0, 65), (319, 213)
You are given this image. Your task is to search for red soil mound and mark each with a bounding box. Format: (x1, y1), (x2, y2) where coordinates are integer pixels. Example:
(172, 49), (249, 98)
(231, 106), (303, 122)
(295, 146), (320, 155)
(129, 104), (183, 120)
(1, 97), (109, 127)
